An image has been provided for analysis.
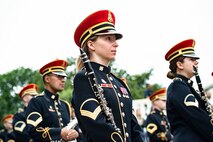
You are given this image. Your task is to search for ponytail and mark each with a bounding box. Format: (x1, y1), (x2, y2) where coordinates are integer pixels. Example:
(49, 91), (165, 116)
(167, 56), (185, 79)
(75, 35), (98, 72)
(76, 56), (84, 72)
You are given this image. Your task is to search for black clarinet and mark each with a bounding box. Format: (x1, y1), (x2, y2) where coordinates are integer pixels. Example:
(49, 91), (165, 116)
(79, 49), (122, 133)
(193, 66), (213, 125)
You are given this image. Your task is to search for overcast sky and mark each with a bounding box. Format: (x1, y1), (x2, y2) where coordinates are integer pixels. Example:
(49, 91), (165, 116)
(1, 0), (213, 89)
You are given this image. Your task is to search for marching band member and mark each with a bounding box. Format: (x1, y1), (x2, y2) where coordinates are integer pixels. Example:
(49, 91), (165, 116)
(71, 10), (144, 142)
(13, 83), (39, 142)
(145, 88), (173, 142)
(25, 59), (79, 142)
(165, 39), (213, 142)
(0, 114), (16, 142)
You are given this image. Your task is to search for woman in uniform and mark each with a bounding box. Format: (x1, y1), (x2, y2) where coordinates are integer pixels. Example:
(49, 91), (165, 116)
(165, 39), (213, 142)
(71, 10), (144, 142)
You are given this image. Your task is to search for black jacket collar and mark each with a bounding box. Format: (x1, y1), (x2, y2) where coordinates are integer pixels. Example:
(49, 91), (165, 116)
(44, 89), (59, 102)
(90, 62), (111, 74)
(176, 74), (193, 86)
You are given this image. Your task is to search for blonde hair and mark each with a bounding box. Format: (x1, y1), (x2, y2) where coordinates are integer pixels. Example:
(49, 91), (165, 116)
(76, 56), (84, 72)
(75, 35), (98, 72)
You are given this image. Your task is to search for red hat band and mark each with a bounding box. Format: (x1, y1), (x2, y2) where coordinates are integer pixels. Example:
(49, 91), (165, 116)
(19, 84), (38, 99)
(74, 10), (122, 48)
(39, 60), (68, 76)
(167, 47), (195, 62)
(2, 114), (13, 123)
(42, 66), (65, 76)
(149, 88), (166, 102)
(80, 22), (116, 47)
(165, 39), (199, 62)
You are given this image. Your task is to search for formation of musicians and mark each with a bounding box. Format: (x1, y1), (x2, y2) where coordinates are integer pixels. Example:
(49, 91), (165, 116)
(1, 9), (213, 142)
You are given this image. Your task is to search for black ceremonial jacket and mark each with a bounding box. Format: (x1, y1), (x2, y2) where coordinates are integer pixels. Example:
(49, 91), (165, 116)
(166, 74), (213, 142)
(13, 108), (32, 142)
(0, 129), (16, 142)
(145, 109), (172, 142)
(25, 89), (71, 142)
(72, 62), (144, 142)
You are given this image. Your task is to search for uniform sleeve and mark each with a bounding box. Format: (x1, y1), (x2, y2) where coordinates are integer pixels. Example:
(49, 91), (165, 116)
(0, 130), (7, 142)
(131, 113), (146, 142)
(25, 98), (61, 141)
(145, 114), (170, 141)
(13, 112), (31, 142)
(169, 81), (213, 141)
(72, 72), (124, 142)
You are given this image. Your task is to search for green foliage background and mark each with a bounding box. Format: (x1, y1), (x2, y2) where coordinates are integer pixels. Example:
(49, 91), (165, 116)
(0, 57), (162, 128)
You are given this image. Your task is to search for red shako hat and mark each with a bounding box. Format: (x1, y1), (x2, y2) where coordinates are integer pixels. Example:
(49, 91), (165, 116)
(74, 10), (123, 48)
(2, 114), (14, 123)
(19, 83), (38, 99)
(39, 59), (68, 77)
(165, 39), (199, 62)
(149, 88), (167, 102)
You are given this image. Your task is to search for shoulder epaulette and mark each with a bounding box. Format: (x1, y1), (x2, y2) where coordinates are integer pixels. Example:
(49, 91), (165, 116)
(150, 110), (156, 114)
(0, 129), (5, 133)
(18, 108), (24, 113)
(173, 77), (182, 82)
(60, 99), (70, 104)
(36, 92), (45, 97)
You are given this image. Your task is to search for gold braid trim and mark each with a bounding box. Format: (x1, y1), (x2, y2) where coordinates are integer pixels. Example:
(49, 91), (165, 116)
(7, 140), (15, 142)
(157, 132), (167, 141)
(36, 127), (52, 140)
(61, 100), (72, 118)
(111, 132), (124, 142)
